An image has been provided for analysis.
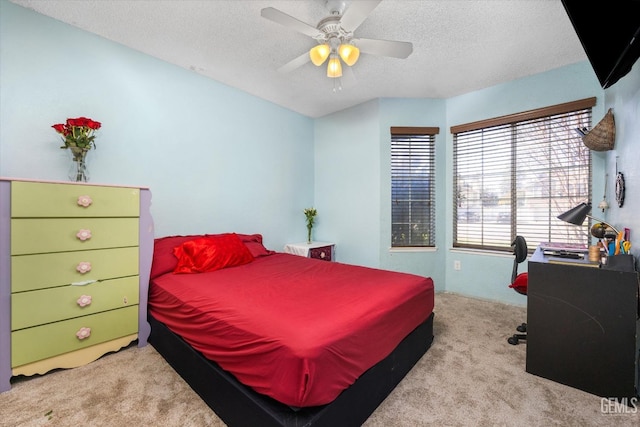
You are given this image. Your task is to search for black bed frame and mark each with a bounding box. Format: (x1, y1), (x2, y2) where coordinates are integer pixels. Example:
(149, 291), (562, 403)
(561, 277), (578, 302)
(148, 312), (434, 427)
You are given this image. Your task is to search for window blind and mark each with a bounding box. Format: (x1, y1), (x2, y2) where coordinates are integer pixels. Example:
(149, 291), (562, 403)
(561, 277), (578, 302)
(452, 100), (594, 252)
(391, 127), (438, 247)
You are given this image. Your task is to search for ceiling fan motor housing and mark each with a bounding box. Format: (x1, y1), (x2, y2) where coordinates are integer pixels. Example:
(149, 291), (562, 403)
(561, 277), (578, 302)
(316, 16), (352, 42)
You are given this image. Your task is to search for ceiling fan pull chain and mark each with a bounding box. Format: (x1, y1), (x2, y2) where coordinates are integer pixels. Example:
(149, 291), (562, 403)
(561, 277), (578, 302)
(333, 77), (343, 93)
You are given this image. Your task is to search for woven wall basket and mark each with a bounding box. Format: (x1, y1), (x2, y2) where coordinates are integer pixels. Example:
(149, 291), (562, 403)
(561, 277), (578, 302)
(582, 108), (615, 151)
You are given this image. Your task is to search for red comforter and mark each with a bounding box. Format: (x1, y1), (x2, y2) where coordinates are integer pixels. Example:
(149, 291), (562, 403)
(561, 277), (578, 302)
(149, 253), (434, 407)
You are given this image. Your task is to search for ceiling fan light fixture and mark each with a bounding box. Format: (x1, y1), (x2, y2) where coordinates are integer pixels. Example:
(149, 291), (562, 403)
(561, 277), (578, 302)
(338, 43), (359, 66)
(309, 44), (331, 66)
(327, 55), (342, 78)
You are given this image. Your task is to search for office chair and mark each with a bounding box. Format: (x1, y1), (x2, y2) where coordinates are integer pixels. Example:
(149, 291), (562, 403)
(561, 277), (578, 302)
(507, 236), (528, 345)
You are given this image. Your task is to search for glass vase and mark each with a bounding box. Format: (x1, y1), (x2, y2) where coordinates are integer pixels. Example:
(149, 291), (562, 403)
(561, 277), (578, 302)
(307, 225), (313, 244)
(68, 148), (90, 182)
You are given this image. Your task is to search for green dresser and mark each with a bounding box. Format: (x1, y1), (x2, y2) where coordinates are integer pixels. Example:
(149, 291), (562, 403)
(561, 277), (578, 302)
(0, 179), (153, 391)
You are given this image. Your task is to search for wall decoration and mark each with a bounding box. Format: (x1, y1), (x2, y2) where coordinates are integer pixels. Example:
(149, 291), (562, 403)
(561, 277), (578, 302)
(615, 172), (625, 207)
(597, 173), (609, 212)
(582, 108), (615, 151)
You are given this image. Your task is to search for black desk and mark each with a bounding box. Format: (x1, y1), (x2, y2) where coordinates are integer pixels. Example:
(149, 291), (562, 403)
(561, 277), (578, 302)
(526, 247), (640, 399)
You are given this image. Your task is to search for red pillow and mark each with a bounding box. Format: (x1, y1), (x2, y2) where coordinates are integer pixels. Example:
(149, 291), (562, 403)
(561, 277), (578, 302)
(236, 233), (264, 244)
(173, 233), (254, 274)
(150, 233), (273, 280)
(237, 233), (275, 258)
(150, 234), (202, 280)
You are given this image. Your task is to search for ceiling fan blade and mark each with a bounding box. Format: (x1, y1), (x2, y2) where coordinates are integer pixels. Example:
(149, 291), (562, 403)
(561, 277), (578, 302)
(339, 0), (382, 32)
(354, 38), (413, 59)
(261, 7), (322, 38)
(277, 52), (311, 74)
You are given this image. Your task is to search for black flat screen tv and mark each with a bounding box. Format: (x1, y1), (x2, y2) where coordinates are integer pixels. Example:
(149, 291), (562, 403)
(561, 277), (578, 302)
(561, 0), (640, 89)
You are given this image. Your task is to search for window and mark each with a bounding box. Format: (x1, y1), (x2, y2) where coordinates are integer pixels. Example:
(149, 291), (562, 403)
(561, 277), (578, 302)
(452, 98), (596, 252)
(391, 127), (438, 247)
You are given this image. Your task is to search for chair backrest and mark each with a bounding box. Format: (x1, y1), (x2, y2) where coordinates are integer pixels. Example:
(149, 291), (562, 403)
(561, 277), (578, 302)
(511, 236), (528, 284)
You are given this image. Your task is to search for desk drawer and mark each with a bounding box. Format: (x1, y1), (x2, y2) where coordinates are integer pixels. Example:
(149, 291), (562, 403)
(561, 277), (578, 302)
(11, 218), (138, 255)
(12, 305), (138, 368)
(11, 276), (139, 330)
(11, 247), (139, 293)
(11, 181), (139, 218)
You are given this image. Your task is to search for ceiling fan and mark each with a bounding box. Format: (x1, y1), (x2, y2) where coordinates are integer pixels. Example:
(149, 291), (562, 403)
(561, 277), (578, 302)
(261, 0), (413, 85)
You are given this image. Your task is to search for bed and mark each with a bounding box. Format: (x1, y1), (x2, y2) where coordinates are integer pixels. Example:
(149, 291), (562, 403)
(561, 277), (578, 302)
(147, 233), (435, 426)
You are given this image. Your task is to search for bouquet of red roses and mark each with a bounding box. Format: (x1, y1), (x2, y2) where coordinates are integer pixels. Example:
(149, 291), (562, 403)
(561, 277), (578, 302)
(52, 117), (102, 150)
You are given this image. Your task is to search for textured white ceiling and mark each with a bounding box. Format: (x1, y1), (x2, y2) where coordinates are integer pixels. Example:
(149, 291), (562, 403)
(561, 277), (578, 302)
(10, 0), (588, 118)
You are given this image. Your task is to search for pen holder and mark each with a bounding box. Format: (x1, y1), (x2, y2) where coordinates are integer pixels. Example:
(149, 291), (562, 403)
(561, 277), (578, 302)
(602, 254), (636, 272)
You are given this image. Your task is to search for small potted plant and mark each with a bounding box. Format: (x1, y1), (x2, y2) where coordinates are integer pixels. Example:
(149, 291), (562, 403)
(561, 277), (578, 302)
(304, 207), (317, 244)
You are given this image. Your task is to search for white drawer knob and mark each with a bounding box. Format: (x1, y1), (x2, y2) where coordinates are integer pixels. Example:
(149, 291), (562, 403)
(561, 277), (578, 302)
(76, 327), (91, 340)
(76, 295), (92, 307)
(76, 261), (92, 274)
(77, 195), (93, 207)
(76, 229), (92, 241)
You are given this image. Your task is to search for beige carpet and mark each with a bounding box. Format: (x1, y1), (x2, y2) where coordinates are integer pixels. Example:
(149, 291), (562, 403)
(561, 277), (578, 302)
(1, 292), (637, 427)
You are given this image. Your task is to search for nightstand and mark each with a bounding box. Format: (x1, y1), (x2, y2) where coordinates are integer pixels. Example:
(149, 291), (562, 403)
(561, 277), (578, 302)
(283, 242), (335, 261)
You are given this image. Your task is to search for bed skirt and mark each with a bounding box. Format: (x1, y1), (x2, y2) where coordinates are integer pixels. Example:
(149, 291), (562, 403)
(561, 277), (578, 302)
(148, 312), (434, 427)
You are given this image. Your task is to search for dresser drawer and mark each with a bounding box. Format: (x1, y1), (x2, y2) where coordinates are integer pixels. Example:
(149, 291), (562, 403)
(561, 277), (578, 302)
(309, 245), (333, 261)
(11, 305), (138, 368)
(11, 218), (139, 255)
(11, 181), (139, 218)
(12, 276), (139, 330)
(11, 247), (139, 293)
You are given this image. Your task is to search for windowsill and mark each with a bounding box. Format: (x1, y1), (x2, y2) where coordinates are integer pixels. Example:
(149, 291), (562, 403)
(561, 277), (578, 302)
(450, 247), (513, 258)
(389, 246), (437, 253)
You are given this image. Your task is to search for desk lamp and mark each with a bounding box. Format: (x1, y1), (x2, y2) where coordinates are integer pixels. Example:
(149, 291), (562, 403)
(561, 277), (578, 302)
(557, 202), (619, 237)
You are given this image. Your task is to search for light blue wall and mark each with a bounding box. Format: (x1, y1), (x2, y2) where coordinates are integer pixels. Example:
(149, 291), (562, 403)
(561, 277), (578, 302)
(377, 98), (447, 290)
(314, 100), (381, 267)
(0, 1), (314, 251)
(315, 62), (605, 302)
(3, 1), (637, 307)
(444, 62), (605, 304)
(604, 61), (640, 260)
(314, 97), (447, 281)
